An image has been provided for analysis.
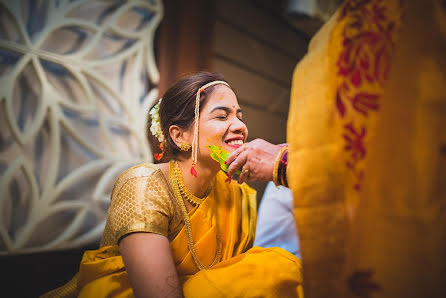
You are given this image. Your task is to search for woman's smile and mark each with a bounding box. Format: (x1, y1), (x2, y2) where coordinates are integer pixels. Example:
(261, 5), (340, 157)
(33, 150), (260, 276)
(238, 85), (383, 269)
(224, 137), (244, 149)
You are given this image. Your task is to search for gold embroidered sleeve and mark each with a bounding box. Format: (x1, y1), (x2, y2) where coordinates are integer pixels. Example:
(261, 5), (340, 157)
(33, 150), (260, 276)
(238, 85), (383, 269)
(101, 165), (173, 245)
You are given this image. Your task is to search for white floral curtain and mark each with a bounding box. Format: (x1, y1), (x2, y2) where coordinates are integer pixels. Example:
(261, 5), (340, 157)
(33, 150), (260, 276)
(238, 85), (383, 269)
(0, 0), (163, 254)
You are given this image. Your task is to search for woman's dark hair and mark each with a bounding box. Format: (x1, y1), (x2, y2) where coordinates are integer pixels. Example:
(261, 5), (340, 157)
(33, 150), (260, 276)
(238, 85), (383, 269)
(147, 72), (227, 162)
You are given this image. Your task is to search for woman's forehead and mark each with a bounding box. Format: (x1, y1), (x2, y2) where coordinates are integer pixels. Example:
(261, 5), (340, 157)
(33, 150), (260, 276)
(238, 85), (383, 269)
(205, 85), (239, 108)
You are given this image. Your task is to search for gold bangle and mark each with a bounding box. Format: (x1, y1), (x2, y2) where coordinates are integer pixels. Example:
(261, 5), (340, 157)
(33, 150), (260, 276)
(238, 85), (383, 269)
(285, 157), (291, 187)
(273, 146), (288, 186)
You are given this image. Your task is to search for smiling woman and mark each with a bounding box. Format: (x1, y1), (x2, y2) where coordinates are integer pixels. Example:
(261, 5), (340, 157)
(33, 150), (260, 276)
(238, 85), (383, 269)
(43, 72), (302, 298)
(158, 73), (247, 179)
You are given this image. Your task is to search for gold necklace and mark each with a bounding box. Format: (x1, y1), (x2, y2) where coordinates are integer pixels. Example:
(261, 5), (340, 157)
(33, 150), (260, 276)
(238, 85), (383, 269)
(169, 161), (222, 270)
(171, 162), (211, 206)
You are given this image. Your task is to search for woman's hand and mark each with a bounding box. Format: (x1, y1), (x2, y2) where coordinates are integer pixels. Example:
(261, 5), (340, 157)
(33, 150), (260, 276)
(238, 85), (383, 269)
(225, 139), (286, 184)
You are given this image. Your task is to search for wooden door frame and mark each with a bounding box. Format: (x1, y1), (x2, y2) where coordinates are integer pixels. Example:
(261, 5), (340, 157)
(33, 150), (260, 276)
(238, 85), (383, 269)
(157, 0), (216, 96)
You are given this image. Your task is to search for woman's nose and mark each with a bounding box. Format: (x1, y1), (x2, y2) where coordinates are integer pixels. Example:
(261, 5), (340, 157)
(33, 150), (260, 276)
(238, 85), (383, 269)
(230, 117), (247, 134)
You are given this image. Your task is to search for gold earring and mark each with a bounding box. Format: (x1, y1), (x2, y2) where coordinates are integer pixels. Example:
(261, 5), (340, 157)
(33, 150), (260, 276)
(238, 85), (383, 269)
(180, 142), (191, 151)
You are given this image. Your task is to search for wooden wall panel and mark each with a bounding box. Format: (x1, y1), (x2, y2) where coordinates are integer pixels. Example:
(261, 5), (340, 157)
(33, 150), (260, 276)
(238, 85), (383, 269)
(242, 106), (287, 144)
(214, 58), (290, 116)
(214, 0), (308, 144)
(216, 0), (309, 57)
(215, 21), (297, 85)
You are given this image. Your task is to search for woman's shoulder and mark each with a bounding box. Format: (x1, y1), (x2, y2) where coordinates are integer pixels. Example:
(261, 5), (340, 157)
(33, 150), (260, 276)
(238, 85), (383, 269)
(112, 163), (166, 195)
(117, 162), (160, 180)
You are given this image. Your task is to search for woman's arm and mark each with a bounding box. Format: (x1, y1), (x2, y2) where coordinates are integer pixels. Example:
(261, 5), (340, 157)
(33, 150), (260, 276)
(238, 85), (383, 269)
(120, 232), (182, 298)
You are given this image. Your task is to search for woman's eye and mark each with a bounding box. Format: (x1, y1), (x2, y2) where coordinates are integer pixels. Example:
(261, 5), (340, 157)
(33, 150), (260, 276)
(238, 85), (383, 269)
(216, 116), (227, 120)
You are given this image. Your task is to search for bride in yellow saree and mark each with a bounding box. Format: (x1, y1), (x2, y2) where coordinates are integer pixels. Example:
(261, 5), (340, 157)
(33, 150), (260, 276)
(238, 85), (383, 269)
(44, 72), (302, 298)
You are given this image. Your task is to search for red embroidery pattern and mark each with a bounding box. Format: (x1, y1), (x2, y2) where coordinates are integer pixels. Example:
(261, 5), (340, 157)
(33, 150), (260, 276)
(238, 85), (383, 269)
(336, 0), (404, 191)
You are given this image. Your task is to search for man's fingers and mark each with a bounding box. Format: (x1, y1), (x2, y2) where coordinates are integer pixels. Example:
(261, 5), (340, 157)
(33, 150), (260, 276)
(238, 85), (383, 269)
(238, 166), (250, 184)
(227, 151), (248, 177)
(225, 143), (247, 165)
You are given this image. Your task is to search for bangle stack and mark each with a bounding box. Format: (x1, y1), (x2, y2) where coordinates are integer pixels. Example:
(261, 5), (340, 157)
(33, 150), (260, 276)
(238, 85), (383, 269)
(273, 146), (289, 187)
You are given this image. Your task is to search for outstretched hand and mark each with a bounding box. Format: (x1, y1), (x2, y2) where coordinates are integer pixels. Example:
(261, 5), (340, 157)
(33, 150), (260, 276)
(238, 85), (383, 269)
(225, 139), (286, 184)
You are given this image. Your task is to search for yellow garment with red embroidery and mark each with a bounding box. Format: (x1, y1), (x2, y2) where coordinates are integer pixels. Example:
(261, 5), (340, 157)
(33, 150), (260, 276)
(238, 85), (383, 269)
(288, 0), (446, 297)
(43, 165), (302, 297)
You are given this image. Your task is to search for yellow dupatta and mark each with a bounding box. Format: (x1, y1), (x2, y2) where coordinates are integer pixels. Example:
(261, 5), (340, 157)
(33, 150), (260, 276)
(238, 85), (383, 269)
(177, 172), (302, 297)
(288, 0), (446, 297)
(171, 170), (257, 278)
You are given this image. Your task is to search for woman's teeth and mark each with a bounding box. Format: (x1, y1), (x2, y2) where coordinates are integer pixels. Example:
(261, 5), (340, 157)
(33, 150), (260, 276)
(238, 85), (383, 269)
(227, 140), (243, 146)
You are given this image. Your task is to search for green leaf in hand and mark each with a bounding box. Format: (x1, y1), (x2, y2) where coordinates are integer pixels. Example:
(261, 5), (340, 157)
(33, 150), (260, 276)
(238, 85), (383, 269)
(207, 145), (241, 175)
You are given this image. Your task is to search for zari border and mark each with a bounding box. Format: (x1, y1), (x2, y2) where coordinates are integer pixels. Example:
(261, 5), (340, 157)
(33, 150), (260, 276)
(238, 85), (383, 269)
(115, 222), (168, 243)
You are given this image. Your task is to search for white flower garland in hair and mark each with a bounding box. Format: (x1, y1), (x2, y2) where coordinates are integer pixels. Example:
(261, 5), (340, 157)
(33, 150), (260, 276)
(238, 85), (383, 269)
(149, 98), (164, 143)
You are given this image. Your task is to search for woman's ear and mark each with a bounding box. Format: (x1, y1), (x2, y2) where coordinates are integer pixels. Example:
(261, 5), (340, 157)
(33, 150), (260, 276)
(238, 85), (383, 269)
(169, 125), (191, 148)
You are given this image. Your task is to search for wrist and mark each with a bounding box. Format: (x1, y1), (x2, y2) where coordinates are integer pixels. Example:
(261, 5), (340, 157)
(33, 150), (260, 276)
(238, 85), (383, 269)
(273, 146), (288, 187)
(279, 149), (288, 187)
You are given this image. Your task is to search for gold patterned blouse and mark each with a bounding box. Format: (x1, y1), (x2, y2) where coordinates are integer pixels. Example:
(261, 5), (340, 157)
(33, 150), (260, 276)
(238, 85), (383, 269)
(100, 163), (183, 246)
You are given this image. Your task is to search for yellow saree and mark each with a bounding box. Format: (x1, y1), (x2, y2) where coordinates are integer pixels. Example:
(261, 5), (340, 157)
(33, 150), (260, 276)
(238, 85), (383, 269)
(44, 163), (302, 297)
